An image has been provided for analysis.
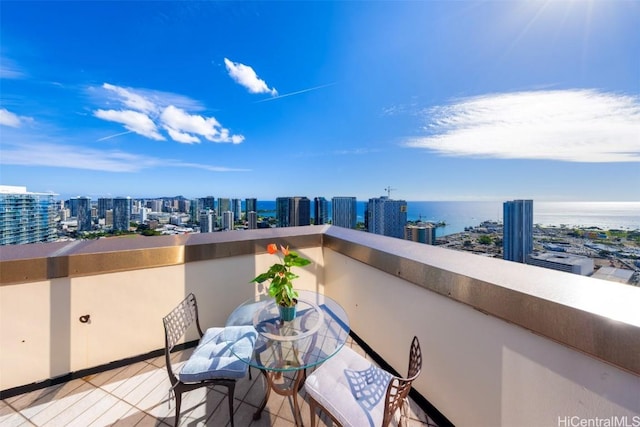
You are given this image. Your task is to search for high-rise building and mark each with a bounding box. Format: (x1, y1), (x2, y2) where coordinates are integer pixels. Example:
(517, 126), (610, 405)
(97, 197), (113, 219)
(231, 199), (241, 223)
(199, 209), (215, 233)
(245, 198), (257, 219)
(132, 200), (141, 216)
(222, 211), (234, 231)
(199, 196), (215, 211)
(276, 197), (290, 227)
(67, 197), (80, 217)
(105, 210), (113, 228)
(147, 199), (163, 213)
(367, 196), (407, 239)
(178, 199), (190, 214)
(314, 197), (329, 225)
(405, 223), (436, 245)
(292, 197), (311, 226)
(331, 197), (357, 229)
(503, 199), (533, 263)
(298, 197), (311, 226)
(0, 185), (58, 245)
(76, 197), (92, 232)
(112, 197), (132, 232)
(247, 211), (257, 230)
(140, 207), (148, 223)
(276, 197), (311, 227)
(189, 199), (200, 224)
(59, 207), (69, 222)
(217, 198), (230, 215)
(166, 198), (179, 213)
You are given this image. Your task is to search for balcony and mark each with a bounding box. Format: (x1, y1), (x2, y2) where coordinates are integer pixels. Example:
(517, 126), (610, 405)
(0, 338), (435, 426)
(1, 226), (639, 426)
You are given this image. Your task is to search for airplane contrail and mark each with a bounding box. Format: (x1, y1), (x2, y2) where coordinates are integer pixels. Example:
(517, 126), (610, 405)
(254, 82), (337, 103)
(97, 130), (133, 141)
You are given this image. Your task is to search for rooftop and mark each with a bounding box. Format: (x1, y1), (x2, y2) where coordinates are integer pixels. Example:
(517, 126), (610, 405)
(1, 225), (638, 425)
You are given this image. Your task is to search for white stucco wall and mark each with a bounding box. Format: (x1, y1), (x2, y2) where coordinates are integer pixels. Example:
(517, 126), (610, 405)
(0, 247), (324, 390)
(322, 249), (640, 427)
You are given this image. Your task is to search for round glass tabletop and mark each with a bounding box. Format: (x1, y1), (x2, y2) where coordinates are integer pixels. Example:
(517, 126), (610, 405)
(225, 290), (350, 372)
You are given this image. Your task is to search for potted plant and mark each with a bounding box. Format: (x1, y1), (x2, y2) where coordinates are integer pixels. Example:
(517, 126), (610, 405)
(251, 243), (311, 321)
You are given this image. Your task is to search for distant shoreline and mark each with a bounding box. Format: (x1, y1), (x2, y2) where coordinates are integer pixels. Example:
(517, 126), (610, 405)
(254, 200), (640, 235)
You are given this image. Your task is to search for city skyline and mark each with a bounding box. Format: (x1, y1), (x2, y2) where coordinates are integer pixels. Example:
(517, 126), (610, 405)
(1, 1), (639, 202)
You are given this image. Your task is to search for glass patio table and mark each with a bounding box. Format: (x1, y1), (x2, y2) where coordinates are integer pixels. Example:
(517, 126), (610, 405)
(224, 289), (350, 426)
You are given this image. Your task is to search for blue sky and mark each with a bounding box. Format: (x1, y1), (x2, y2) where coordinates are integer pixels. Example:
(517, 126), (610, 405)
(1, 1), (639, 202)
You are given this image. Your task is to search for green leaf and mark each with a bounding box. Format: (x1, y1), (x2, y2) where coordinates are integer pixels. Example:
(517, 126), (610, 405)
(250, 247), (311, 305)
(250, 272), (271, 283)
(290, 257), (311, 267)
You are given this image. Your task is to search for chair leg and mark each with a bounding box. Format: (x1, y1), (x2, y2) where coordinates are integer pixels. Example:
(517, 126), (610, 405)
(174, 391), (182, 427)
(227, 382), (236, 427)
(309, 397), (317, 427)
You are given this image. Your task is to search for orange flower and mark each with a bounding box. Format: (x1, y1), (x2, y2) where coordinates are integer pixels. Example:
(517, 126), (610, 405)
(280, 245), (290, 256)
(267, 243), (278, 254)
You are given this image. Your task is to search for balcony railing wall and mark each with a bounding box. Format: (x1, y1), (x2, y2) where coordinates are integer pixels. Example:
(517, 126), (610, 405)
(320, 227), (639, 426)
(0, 229), (324, 392)
(1, 226), (638, 426)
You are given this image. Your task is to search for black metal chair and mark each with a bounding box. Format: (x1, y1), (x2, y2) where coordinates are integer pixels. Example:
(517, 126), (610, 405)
(162, 293), (256, 426)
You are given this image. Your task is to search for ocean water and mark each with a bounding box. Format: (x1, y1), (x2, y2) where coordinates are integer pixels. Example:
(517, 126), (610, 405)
(256, 201), (640, 237)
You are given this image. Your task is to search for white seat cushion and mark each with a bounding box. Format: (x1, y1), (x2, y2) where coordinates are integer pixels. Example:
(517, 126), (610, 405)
(305, 346), (392, 427)
(179, 326), (256, 382)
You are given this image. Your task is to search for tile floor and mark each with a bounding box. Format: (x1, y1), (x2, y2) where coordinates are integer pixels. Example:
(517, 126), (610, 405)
(1, 337), (438, 426)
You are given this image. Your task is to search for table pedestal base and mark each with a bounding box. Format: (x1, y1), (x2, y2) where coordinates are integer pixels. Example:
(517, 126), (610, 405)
(254, 369), (307, 426)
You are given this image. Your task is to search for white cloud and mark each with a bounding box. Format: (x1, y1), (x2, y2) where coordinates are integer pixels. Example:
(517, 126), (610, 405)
(94, 109), (165, 141)
(230, 134), (244, 144)
(170, 161), (250, 172)
(0, 108), (23, 127)
(405, 89), (640, 163)
(0, 139), (250, 173)
(160, 105), (243, 144)
(102, 83), (159, 115)
(1, 141), (156, 172)
(224, 58), (277, 96)
(92, 84), (204, 112)
(0, 57), (25, 79)
(92, 83), (244, 144)
(164, 126), (201, 144)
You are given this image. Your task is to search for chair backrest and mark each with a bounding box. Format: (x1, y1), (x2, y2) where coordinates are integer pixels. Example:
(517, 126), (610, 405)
(163, 293), (203, 353)
(407, 335), (422, 379)
(162, 293), (204, 386)
(382, 336), (422, 427)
